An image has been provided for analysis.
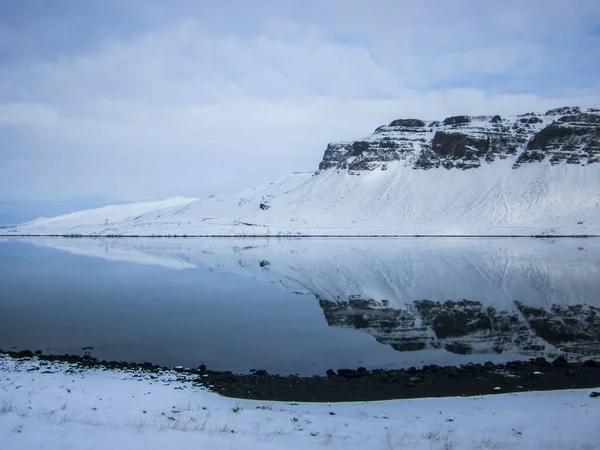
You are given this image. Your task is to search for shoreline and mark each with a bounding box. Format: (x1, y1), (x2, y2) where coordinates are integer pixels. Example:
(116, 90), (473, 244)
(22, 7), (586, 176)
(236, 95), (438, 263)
(2, 353), (599, 450)
(3, 350), (599, 403)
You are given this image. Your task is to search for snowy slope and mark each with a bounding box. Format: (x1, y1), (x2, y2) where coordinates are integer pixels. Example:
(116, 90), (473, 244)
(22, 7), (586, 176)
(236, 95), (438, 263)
(3, 355), (599, 450)
(3, 106), (600, 236)
(19, 197), (197, 229)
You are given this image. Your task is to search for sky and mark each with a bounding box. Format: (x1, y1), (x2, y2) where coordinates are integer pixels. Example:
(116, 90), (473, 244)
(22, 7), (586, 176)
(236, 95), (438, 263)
(1, 0), (599, 224)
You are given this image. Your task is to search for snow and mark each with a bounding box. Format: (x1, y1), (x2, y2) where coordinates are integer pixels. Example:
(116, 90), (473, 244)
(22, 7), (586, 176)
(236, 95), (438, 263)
(1, 355), (599, 450)
(2, 110), (600, 237)
(21, 197), (197, 228)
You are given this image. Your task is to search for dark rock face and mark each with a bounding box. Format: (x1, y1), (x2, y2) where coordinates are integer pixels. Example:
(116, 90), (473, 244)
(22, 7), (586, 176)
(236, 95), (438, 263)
(423, 131), (490, 170)
(545, 106), (581, 116)
(318, 106), (600, 172)
(319, 297), (600, 360)
(519, 117), (543, 124)
(515, 113), (600, 167)
(388, 118), (426, 127)
(443, 115), (472, 126)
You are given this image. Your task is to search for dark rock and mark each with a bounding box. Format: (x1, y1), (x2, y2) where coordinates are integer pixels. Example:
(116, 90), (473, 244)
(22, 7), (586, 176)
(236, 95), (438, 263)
(444, 367), (459, 378)
(533, 357), (550, 367)
(388, 119), (426, 128)
(443, 115), (472, 126)
(337, 369), (358, 379)
(516, 116), (600, 167)
(591, 392), (600, 398)
(325, 369), (336, 377)
(318, 106), (597, 173)
(198, 364), (207, 373)
(545, 106), (581, 116)
(552, 356), (569, 367)
(557, 113), (600, 124)
(259, 203), (270, 211)
(259, 260), (270, 268)
(432, 131), (489, 159)
(519, 116), (543, 124)
(254, 370), (268, 376)
(350, 141), (370, 157)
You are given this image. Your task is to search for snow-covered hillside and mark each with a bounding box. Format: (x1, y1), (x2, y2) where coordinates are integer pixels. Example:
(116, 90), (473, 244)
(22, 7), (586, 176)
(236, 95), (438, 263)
(3, 106), (600, 236)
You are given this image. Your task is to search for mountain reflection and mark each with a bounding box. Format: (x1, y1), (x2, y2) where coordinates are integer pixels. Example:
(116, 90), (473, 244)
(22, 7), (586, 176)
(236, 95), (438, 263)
(16, 237), (600, 362)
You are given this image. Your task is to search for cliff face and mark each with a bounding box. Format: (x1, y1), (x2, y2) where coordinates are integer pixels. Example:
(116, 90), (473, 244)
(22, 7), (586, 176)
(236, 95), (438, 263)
(319, 106), (600, 172)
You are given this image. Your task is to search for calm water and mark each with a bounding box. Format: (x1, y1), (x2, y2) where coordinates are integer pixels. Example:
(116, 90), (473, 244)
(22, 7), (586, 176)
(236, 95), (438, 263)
(1, 237), (599, 375)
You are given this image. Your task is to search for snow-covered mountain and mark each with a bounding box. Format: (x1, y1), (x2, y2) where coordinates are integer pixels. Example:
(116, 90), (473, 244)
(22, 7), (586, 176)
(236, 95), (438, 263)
(3, 106), (600, 236)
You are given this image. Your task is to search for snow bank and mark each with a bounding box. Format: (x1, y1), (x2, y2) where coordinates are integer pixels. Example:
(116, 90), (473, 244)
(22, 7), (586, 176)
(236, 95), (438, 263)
(1, 355), (598, 449)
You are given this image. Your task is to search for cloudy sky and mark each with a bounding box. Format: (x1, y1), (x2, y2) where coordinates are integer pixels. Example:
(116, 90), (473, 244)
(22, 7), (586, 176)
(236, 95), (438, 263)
(1, 0), (599, 223)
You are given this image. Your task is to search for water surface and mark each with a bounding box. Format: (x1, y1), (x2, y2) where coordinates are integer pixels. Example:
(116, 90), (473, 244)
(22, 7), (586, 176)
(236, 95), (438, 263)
(1, 237), (599, 375)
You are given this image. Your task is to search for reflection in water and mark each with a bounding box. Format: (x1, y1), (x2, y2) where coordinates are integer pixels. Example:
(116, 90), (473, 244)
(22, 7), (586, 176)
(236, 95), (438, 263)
(319, 297), (600, 359)
(1, 237), (600, 372)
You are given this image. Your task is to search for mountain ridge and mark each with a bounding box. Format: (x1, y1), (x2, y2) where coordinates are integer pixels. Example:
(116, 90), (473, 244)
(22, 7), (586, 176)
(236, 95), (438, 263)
(2, 105), (600, 237)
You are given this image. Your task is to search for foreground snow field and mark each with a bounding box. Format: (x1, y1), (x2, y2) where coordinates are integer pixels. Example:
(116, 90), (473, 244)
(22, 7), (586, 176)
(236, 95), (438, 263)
(1, 355), (598, 449)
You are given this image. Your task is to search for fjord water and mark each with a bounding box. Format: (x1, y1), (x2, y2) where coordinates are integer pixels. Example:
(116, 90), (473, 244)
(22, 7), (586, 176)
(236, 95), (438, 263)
(1, 237), (599, 375)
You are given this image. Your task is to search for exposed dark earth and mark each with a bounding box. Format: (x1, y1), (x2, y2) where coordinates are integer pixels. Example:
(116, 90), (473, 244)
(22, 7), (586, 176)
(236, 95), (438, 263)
(2, 349), (599, 403)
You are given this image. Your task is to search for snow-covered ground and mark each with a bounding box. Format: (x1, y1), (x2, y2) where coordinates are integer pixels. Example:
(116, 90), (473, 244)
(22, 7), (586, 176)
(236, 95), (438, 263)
(1, 355), (599, 450)
(3, 160), (600, 236)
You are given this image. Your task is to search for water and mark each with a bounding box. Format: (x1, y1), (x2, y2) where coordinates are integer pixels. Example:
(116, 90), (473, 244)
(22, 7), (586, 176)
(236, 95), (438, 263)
(1, 237), (599, 375)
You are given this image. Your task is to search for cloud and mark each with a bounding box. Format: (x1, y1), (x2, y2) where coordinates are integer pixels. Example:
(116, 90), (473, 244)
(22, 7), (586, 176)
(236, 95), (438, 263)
(0, 1), (599, 207)
(0, 103), (58, 126)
